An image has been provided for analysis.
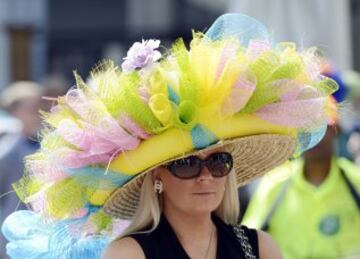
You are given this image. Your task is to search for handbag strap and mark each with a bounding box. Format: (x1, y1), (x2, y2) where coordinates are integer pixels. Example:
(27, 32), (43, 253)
(233, 225), (257, 259)
(261, 179), (291, 231)
(339, 168), (360, 210)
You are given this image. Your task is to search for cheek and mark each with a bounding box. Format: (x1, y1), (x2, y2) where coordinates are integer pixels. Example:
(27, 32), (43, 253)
(161, 177), (195, 210)
(214, 178), (227, 198)
(163, 177), (193, 200)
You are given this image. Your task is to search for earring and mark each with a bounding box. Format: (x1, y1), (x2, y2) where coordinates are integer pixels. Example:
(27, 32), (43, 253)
(154, 179), (163, 194)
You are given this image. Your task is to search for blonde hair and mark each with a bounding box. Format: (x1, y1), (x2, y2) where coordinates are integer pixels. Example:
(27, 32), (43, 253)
(118, 169), (240, 239)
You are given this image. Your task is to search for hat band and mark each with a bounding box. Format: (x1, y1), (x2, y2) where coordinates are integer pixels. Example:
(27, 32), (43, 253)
(191, 124), (219, 149)
(108, 114), (296, 176)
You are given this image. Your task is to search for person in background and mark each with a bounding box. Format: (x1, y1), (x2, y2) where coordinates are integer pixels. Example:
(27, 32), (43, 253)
(341, 70), (360, 165)
(40, 74), (69, 112)
(242, 97), (360, 258)
(0, 110), (22, 159)
(0, 81), (43, 258)
(238, 58), (351, 223)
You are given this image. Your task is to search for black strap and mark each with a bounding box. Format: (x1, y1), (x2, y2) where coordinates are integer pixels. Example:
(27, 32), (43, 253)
(233, 225), (257, 259)
(261, 179), (290, 231)
(339, 168), (360, 210)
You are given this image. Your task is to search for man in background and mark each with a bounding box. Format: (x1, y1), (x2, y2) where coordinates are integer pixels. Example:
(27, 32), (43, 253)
(242, 98), (360, 258)
(0, 81), (43, 258)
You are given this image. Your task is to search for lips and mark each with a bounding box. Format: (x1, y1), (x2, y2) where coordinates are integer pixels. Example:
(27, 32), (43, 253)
(192, 192), (216, 195)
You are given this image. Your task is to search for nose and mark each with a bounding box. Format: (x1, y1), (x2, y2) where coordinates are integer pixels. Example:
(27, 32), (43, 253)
(197, 165), (213, 182)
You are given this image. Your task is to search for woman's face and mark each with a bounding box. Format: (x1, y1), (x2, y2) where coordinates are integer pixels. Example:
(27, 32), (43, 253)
(154, 148), (228, 216)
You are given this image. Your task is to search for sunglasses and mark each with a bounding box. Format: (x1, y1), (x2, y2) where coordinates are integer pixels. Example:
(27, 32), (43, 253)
(165, 152), (233, 179)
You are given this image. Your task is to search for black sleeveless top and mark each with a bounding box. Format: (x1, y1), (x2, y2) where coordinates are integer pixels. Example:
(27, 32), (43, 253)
(129, 214), (259, 259)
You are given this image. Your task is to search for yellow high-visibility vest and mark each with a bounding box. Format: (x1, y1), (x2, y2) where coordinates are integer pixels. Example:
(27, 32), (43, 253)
(242, 157), (360, 259)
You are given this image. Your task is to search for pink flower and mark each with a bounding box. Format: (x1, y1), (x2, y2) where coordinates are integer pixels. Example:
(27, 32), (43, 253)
(121, 39), (161, 72)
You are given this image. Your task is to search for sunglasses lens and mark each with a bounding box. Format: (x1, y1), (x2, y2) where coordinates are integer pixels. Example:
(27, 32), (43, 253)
(207, 152), (233, 177)
(166, 152), (233, 179)
(168, 156), (201, 179)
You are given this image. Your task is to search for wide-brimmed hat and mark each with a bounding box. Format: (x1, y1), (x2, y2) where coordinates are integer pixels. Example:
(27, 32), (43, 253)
(104, 134), (296, 218)
(12, 13), (336, 234)
(100, 14), (336, 218)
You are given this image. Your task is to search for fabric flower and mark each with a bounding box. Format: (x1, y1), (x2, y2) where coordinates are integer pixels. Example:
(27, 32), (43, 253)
(121, 39), (161, 72)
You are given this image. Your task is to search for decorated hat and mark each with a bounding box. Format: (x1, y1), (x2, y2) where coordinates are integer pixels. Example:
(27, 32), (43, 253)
(2, 14), (337, 258)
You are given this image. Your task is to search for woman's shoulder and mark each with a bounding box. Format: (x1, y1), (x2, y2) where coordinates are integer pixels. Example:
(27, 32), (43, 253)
(256, 229), (283, 259)
(224, 221), (282, 259)
(101, 237), (145, 259)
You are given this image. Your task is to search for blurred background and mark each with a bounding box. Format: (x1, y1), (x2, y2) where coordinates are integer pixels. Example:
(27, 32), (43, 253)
(0, 0), (357, 87)
(0, 0), (359, 258)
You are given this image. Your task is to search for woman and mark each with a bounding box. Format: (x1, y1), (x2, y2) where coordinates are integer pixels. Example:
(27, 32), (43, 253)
(2, 14), (337, 259)
(103, 147), (282, 258)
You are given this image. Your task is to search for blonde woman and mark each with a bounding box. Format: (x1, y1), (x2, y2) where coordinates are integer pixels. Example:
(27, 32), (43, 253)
(103, 147), (282, 258)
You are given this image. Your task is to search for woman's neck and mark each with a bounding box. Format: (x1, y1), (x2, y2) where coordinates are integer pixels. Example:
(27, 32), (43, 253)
(163, 207), (216, 258)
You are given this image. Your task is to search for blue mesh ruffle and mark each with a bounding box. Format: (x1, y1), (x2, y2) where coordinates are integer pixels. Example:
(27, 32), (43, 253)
(2, 210), (110, 259)
(205, 13), (273, 47)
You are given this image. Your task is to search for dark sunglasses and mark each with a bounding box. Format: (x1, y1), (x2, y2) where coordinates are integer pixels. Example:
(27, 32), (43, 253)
(165, 152), (233, 179)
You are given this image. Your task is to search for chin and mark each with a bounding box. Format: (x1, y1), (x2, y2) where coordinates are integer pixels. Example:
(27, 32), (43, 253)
(190, 207), (217, 216)
(191, 201), (221, 214)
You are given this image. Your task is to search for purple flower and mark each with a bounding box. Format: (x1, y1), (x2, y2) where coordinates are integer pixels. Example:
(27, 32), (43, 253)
(121, 39), (161, 73)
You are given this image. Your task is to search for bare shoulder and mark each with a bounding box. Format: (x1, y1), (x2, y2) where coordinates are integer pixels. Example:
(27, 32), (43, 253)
(101, 237), (145, 259)
(257, 230), (283, 259)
